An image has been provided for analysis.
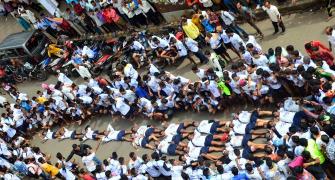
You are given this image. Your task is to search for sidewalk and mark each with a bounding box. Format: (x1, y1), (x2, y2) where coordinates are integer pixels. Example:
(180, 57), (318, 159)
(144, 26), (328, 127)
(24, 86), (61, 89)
(0, 0), (323, 42)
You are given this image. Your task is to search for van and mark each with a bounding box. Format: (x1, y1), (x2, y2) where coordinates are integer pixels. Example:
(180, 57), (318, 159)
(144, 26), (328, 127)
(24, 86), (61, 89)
(0, 30), (50, 63)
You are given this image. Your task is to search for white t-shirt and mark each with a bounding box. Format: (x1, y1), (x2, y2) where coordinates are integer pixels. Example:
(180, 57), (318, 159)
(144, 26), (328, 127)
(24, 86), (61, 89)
(253, 55), (269, 67)
(220, 11), (234, 26)
(196, 120), (213, 134)
(59, 168), (76, 180)
(171, 165), (183, 180)
(158, 140), (170, 154)
(82, 152), (96, 172)
(246, 35), (262, 51)
(115, 98), (130, 116)
(279, 109), (296, 123)
(207, 81), (221, 98)
(238, 111), (252, 123)
(58, 73), (73, 86)
(233, 120), (247, 134)
(175, 41), (188, 57)
(191, 131), (207, 147)
(229, 33), (245, 50)
(199, 0), (212, 7)
(328, 30), (335, 46)
(263, 5), (280, 22)
(185, 38), (199, 52)
(164, 123), (179, 136)
(61, 128), (73, 139)
(195, 69), (206, 80)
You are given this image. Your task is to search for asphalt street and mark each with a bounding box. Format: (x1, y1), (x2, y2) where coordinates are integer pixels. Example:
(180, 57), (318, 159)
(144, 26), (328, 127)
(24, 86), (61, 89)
(6, 10), (335, 165)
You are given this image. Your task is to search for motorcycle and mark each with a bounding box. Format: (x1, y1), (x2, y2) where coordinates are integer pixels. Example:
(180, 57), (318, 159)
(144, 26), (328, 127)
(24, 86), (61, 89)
(6, 62), (47, 83)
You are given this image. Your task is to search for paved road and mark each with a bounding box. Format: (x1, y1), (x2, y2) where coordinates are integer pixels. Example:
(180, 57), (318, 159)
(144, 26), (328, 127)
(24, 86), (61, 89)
(5, 10), (335, 164)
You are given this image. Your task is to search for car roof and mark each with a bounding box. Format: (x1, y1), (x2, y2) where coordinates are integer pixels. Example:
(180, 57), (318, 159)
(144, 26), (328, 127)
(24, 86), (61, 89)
(0, 31), (35, 50)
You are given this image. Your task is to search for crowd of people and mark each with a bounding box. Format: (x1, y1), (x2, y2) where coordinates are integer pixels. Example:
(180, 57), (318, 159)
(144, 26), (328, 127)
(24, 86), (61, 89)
(1, 0), (335, 179)
(1, 24), (335, 179)
(2, 0), (291, 40)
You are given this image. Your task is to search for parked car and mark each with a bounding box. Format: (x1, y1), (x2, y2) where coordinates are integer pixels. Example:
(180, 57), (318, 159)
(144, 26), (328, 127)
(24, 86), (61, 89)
(0, 30), (50, 64)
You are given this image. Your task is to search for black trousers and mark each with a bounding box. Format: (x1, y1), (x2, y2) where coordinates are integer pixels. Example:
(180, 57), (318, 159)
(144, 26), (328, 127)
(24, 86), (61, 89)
(145, 10), (160, 25)
(272, 20), (285, 32)
(327, 0), (334, 17)
(134, 13), (148, 26)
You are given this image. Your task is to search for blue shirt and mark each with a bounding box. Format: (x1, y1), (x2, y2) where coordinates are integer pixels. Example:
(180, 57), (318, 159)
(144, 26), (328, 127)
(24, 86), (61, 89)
(232, 173), (250, 180)
(14, 161), (28, 175)
(135, 86), (149, 99)
(201, 19), (215, 33)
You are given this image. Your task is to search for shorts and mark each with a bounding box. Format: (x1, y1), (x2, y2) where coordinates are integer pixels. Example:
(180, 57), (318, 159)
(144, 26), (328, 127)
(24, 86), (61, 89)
(224, 42), (234, 49)
(176, 123), (184, 134)
(242, 133), (252, 147)
(250, 111), (259, 124)
(117, 130), (126, 141)
(167, 144), (177, 155)
(200, 146), (209, 154)
(213, 45), (226, 55)
(70, 130), (76, 139)
(145, 128), (154, 137)
(292, 111), (306, 129)
(172, 134), (182, 144)
(92, 130), (99, 140)
(245, 111), (259, 134)
(204, 134), (213, 146)
(242, 146), (252, 159)
(140, 137), (149, 148)
(210, 121), (219, 134)
(52, 132), (56, 139)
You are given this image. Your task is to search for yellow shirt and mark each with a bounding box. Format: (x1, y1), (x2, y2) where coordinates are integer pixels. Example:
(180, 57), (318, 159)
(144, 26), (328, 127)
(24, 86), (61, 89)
(41, 163), (59, 177)
(47, 44), (62, 57)
(36, 96), (47, 104)
(182, 22), (200, 40)
(191, 14), (204, 32)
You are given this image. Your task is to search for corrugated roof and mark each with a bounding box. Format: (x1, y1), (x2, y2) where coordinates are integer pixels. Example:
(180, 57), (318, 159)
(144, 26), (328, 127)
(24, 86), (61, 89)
(0, 31), (34, 49)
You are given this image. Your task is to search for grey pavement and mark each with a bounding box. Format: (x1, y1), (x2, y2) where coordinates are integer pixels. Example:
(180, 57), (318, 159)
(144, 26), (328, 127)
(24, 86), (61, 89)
(0, 15), (23, 42)
(2, 10), (334, 165)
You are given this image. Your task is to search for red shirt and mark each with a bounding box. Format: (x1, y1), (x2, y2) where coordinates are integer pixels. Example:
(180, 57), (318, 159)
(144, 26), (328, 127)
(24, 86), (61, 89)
(81, 173), (95, 180)
(312, 49), (335, 66)
(102, 7), (120, 23)
(185, 0), (200, 7)
(73, 4), (85, 16)
(306, 40), (330, 56)
(0, 69), (5, 78)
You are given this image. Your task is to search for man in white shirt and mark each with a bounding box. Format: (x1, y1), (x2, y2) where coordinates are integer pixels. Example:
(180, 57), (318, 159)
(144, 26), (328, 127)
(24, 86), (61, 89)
(325, 26), (335, 51)
(170, 37), (195, 65)
(184, 37), (208, 64)
(263, 1), (285, 34)
(57, 72), (73, 86)
(75, 65), (92, 79)
(252, 51), (269, 67)
(220, 10), (248, 37)
(191, 65), (206, 80)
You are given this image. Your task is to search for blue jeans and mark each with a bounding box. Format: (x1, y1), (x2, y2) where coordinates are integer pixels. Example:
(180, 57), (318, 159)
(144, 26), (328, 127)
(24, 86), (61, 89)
(254, 0), (263, 5)
(93, 156), (102, 165)
(224, 0), (238, 13)
(228, 24), (248, 37)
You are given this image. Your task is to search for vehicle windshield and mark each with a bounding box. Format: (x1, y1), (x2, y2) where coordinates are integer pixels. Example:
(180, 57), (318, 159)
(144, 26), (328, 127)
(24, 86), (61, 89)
(25, 32), (44, 52)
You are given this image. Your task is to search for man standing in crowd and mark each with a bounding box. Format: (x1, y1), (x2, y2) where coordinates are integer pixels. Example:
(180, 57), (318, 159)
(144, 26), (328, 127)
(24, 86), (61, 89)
(325, 26), (335, 52)
(263, 0), (285, 34)
(236, 2), (264, 38)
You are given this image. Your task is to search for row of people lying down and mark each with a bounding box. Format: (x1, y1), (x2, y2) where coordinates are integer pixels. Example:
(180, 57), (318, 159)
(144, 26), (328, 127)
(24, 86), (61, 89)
(80, 101), (332, 179)
(12, 97), (334, 179)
